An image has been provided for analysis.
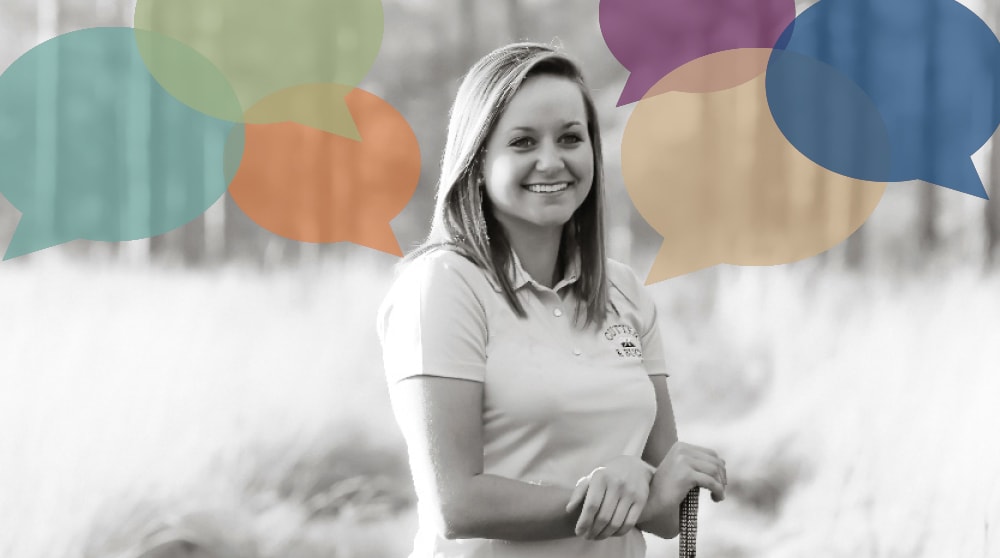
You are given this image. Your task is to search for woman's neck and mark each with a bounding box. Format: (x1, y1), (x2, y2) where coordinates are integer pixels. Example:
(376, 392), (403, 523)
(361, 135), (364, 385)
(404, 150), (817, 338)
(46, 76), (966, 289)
(504, 224), (563, 289)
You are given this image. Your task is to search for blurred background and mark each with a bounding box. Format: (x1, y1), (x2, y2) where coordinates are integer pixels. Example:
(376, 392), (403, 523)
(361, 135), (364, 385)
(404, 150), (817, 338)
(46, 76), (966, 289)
(1, 0), (999, 557)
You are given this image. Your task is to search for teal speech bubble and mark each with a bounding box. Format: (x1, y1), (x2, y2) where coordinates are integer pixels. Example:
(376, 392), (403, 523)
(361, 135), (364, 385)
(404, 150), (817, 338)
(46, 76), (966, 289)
(0, 28), (244, 260)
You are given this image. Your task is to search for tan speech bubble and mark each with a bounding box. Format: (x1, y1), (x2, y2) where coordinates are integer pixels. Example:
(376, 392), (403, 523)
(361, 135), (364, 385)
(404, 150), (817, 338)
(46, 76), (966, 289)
(621, 48), (887, 284)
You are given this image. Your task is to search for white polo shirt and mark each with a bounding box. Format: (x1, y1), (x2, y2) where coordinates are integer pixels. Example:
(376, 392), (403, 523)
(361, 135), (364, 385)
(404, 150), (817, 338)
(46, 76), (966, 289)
(377, 248), (669, 558)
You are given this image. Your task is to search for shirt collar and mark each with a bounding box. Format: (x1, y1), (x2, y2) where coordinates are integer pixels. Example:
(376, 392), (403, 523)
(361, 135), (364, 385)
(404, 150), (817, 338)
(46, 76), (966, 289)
(489, 249), (582, 293)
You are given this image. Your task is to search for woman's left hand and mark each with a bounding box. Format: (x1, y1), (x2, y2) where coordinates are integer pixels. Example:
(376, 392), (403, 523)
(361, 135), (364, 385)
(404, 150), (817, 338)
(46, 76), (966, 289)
(565, 455), (654, 540)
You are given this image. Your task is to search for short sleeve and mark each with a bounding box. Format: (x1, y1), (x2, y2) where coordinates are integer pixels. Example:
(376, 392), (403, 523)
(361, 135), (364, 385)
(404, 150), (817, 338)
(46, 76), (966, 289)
(638, 297), (669, 377)
(607, 260), (670, 378)
(376, 252), (488, 384)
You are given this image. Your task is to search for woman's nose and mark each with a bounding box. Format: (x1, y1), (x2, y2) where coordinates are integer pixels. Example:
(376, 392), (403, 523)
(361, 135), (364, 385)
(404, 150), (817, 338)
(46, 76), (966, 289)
(535, 141), (566, 172)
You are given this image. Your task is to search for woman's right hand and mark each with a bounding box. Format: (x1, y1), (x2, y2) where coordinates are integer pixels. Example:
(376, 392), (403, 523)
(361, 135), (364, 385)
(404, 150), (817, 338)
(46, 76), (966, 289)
(565, 455), (653, 540)
(645, 442), (727, 518)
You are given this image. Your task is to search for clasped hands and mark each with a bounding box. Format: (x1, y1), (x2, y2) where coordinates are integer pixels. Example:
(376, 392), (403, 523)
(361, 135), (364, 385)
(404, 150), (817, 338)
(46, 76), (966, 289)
(565, 442), (727, 540)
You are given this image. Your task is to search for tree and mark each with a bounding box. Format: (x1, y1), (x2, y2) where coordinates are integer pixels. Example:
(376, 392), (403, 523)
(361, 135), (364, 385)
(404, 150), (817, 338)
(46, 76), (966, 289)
(985, 0), (1000, 268)
(503, 0), (524, 41)
(986, 132), (1000, 268)
(32, 0), (60, 264)
(458, 0), (479, 69)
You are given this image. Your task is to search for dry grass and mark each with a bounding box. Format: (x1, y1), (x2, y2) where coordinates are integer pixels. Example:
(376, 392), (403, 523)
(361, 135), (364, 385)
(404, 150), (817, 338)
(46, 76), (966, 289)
(1, 253), (997, 557)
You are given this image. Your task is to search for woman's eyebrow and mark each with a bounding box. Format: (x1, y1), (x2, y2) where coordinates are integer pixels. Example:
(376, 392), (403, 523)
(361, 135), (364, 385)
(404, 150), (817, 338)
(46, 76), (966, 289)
(508, 121), (584, 133)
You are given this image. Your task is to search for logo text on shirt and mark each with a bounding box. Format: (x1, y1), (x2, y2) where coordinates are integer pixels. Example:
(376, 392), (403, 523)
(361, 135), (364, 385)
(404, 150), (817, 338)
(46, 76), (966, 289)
(604, 324), (642, 358)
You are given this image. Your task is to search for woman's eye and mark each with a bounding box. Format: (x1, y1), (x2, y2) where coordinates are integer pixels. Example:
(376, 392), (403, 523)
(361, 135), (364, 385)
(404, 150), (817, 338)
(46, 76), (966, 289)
(561, 134), (584, 144)
(509, 137), (535, 148)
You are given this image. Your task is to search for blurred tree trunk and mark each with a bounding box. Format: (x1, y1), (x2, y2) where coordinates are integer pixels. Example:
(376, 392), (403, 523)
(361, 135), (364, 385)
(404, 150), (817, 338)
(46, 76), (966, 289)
(95, 0), (119, 260)
(843, 2), (872, 271)
(202, 175), (225, 265)
(123, 0), (152, 267)
(176, 120), (210, 267)
(217, 7), (264, 265)
(503, 0), (524, 41)
(916, 188), (939, 258)
(180, 127), (208, 265)
(843, 195), (866, 269)
(148, 71), (168, 260)
(177, 5), (215, 267)
(811, 4), (833, 267)
(223, 194), (251, 262)
(986, 2), (1000, 268)
(458, 0), (479, 68)
(918, 4), (941, 261)
(32, 0), (59, 264)
(987, 133), (1000, 268)
(180, 183), (207, 266)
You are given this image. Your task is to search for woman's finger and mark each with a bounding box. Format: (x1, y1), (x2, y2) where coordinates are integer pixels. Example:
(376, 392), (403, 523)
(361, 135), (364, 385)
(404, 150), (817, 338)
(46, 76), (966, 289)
(684, 453), (727, 488)
(675, 444), (726, 473)
(595, 498), (633, 540)
(610, 500), (643, 538)
(587, 487), (622, 540)
(683, 443), (720, 460)
(566, 477), (589, 513)
(691, 470), (725, 502)
(575, 477), (608, 536)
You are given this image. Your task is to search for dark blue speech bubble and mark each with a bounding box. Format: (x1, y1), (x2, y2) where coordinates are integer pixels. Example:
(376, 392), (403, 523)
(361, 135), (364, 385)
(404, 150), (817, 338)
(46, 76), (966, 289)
(766, 49), (893, 185)
(766, 0), (1000, 199)
(0, 27), (244, 260)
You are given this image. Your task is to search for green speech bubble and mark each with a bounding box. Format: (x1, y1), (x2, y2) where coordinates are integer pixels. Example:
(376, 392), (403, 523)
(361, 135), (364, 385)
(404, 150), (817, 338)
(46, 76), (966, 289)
(133, 0), (383, 132)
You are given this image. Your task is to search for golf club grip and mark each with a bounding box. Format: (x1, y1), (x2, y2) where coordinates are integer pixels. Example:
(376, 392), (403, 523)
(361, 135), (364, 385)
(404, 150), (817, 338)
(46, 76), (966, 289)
(679, 487), (699, 558)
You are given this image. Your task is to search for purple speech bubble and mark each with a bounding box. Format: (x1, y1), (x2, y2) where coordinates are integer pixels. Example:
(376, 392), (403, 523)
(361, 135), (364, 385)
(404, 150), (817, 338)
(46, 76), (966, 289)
(600, 0), (796, 106)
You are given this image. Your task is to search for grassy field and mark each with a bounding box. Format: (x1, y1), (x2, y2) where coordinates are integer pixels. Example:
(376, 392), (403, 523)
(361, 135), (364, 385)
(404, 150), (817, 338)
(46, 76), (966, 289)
(1, 252), (997, 558)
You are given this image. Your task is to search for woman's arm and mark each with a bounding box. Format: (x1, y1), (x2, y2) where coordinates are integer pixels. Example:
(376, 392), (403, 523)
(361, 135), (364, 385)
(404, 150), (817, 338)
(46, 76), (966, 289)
(636, 376), (727, 539)
(381, 254), (583, 540)
(636, 375), (682, 538)
(390, 374), (581, 541)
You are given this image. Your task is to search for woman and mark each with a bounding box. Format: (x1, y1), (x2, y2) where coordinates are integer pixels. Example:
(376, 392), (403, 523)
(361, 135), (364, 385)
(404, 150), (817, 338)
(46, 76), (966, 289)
(377, 42), (727, 557)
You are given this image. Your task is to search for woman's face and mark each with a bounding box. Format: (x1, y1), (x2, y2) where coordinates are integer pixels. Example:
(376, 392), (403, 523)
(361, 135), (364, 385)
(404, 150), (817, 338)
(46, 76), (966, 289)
(481, 74), (594, 235)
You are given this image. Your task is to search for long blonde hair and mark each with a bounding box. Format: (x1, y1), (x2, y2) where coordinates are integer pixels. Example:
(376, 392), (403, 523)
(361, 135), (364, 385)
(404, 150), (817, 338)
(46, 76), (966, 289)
(406, 42), (610, 328)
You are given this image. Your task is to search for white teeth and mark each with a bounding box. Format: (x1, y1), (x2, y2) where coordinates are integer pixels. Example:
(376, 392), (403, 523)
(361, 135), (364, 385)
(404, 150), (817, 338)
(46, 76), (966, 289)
(525, 182), (570, 193)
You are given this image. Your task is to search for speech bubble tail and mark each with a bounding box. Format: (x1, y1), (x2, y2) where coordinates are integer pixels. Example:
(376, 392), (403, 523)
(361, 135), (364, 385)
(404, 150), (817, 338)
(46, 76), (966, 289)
(333, 111), (362, 142)
(644, 240), (715, 284)
(926, 158), (989, 200)
(617, 74), (650, 107)
(244, 84), (362, 140)
(293, 115), (361, 140)
(351, 224), (402, 257)
(329, 88), (362, 141)
(3, 218), (71, 261)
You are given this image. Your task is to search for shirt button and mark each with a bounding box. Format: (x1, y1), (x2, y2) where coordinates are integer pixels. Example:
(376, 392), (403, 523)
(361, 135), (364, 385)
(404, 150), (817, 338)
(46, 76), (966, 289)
(572, 348), (582, 356)
(553, 308), (563, 317)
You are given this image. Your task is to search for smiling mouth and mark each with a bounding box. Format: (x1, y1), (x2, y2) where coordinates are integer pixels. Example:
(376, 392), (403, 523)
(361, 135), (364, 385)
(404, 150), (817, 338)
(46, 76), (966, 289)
(523, 182), (571, 194)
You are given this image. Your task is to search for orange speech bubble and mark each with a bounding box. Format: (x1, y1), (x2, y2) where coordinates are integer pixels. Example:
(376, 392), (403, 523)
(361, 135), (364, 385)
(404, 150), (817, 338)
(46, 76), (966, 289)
(227, 86), (420, 255)
(622, 48), (888, 283)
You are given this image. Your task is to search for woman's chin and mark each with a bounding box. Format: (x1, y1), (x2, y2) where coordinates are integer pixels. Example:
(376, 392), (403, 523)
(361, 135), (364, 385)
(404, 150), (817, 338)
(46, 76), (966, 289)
(493, 205), (579, 234)
(525, 214), (575, 231)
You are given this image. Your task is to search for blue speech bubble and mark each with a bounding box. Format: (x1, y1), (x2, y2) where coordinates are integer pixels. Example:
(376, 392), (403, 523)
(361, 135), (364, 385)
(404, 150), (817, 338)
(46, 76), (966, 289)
(0, 27), (244, 260)
(765, 49), (893, 184)
(766, 0), (1000, 198)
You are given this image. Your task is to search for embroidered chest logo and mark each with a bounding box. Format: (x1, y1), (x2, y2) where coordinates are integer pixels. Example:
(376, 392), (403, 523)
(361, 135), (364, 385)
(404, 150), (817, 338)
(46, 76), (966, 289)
(604, 324), (642, 358)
